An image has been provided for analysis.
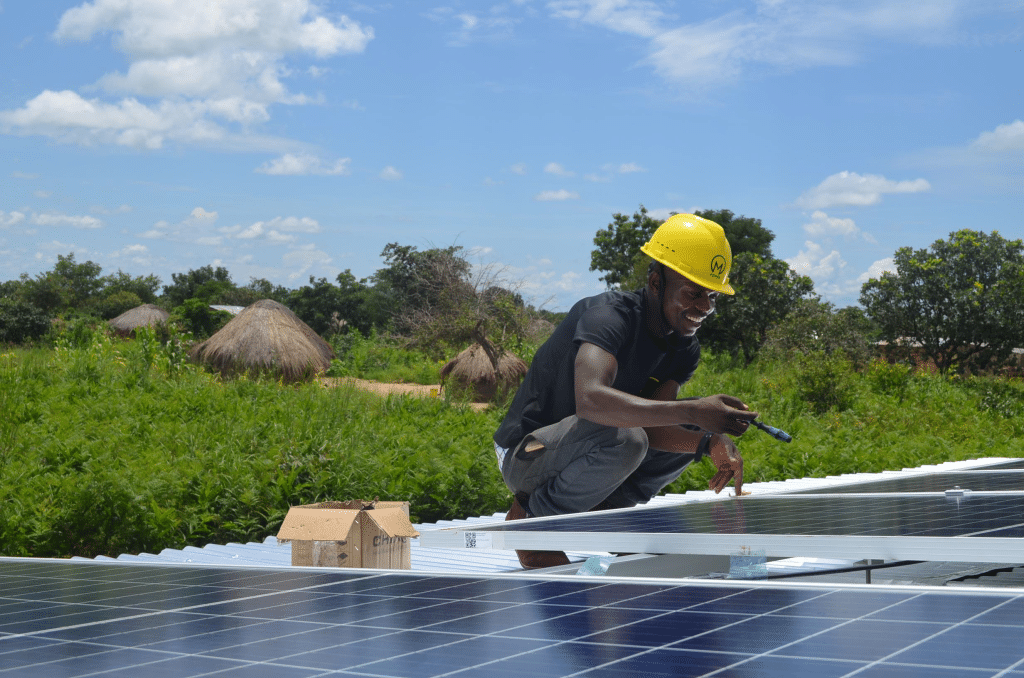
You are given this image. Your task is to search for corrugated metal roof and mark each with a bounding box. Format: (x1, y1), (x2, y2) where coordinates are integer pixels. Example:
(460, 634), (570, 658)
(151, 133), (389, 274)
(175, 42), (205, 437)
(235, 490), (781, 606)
(74, 457), (1019, 578)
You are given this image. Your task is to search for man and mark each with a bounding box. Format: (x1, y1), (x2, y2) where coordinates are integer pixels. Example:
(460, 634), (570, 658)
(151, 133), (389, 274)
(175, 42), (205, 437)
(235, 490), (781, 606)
(493, 213), (758, 569)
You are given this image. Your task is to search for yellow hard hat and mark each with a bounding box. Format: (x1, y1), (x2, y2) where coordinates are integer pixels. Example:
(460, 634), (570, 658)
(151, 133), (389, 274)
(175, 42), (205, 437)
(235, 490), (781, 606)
(640, 213), (735, 295)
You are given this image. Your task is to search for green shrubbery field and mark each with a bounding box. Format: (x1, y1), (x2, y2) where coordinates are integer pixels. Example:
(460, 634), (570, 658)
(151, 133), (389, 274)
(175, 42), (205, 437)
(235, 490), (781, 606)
(2, 330), (1022, 559)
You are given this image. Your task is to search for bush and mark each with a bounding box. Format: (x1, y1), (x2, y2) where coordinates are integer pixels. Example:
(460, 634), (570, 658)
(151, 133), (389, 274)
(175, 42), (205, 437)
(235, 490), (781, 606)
(93, 291), (143, 320)
(960, 377), (1024, 419)
(796, 350), (856, 414)
(866, 359), (913, 402)
(173, 299), (232, 339)
(760, 299), (876, 368)
(0, 299), (51, 344)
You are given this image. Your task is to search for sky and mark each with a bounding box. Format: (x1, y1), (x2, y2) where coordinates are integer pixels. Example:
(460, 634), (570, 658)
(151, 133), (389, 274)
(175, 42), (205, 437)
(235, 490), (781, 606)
(0, 0), (1021, 312)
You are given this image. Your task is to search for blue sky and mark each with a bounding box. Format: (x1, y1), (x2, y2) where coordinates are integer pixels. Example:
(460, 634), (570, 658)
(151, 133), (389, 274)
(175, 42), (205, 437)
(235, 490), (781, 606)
(1, 1), (1021, 311)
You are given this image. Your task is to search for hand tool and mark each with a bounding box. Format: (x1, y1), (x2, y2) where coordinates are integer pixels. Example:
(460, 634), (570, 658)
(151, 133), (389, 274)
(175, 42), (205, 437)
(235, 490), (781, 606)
(752, 419), (793, 443)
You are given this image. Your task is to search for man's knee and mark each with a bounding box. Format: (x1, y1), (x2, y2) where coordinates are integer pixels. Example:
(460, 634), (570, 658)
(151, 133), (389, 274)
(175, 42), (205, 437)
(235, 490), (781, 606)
(620, 426), (649, 465)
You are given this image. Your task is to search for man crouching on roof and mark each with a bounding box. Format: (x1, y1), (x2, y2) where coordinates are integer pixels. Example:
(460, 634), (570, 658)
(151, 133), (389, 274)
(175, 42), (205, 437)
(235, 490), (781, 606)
(492, 213), (759, 569)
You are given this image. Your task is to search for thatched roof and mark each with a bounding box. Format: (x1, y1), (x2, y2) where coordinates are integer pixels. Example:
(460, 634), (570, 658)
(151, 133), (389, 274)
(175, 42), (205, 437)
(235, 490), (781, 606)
(108, 304), (170, 336)
(439, 322), (527, 402)
(189, 299), (335, 382)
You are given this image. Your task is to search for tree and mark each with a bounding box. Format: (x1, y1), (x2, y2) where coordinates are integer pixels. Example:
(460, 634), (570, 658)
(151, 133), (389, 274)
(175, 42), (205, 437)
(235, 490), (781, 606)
(371, 243), (475, 336)
(100, 270), (162, 304)
(0, 298), (51, 344)
(760, 298), (878, 368)
(93, 291), (144, 320)
(163, 265), (235, 307)
(51, 253), (104, 308)
(235, 277), (291, 306)
(369, 242), (531, 355)
(287, 271), (376, 337)
(860, 229), (1024, 375)
(699, 253), (816, 364)
(590, 206), (663, 289)
(18, 253), (105, 315)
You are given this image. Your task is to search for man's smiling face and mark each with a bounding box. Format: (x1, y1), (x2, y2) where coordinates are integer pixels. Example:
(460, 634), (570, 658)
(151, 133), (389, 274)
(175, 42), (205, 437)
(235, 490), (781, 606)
(657, 266), (719, 337)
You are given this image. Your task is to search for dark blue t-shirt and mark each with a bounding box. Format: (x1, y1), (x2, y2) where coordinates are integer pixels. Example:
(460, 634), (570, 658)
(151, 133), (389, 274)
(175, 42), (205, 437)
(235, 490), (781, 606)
(494, 288), (700, 449)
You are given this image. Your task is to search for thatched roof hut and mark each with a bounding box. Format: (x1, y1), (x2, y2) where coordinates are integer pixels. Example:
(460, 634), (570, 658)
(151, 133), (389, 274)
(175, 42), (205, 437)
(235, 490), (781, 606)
(440, 321), (528, 402)
(108, 304), (170, 336)
(190, 299), (334, 382)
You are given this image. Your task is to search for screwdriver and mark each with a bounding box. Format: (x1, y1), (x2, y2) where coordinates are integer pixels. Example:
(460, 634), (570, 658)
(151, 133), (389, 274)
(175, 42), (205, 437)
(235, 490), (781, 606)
(752, 419), (793, 443)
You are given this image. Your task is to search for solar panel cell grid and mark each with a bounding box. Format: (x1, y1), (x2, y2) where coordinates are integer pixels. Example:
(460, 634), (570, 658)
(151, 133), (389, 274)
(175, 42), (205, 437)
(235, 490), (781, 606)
(3, 561), (1024, 677)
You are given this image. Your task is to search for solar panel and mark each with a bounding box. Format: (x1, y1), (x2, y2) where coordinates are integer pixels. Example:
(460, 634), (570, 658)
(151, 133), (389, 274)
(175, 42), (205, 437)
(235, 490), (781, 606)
(793, 471), (1024, 495)
(3, 559), (1024, 677)
(963, 458), (1024, 470)
(421, 494), (1024, 563)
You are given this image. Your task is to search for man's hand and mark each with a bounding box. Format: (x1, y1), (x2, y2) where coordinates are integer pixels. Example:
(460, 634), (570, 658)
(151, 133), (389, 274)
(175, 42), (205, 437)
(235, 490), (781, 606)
(707, 434), (744, 496)
(691, 394), (758, 436)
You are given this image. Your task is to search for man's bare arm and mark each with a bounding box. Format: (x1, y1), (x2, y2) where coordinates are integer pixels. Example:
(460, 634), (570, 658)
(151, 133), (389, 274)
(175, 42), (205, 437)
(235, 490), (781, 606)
(642, 379), (746, 495)
(574, 342), (757, 436)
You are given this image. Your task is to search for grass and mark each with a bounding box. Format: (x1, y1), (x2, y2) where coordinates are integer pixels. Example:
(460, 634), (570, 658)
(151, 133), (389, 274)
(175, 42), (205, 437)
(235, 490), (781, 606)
(1, 330), (1022, 559)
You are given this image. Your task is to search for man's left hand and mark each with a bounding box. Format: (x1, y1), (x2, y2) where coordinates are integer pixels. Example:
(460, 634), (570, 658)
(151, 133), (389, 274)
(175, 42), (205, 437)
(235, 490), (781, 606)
(707, 434), (744, 496)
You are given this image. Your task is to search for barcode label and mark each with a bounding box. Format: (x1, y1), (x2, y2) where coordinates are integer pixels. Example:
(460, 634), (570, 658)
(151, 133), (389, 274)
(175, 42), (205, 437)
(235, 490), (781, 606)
(464, 532), (492, 549)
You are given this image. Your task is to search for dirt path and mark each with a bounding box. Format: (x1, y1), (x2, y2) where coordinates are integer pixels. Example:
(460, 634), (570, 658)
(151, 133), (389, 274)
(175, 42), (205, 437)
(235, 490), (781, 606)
(318, 377), (490, 411)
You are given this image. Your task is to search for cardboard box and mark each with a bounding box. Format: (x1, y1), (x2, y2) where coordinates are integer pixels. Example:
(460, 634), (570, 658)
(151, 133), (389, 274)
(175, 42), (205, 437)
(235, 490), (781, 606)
(276, 500), (420, 569)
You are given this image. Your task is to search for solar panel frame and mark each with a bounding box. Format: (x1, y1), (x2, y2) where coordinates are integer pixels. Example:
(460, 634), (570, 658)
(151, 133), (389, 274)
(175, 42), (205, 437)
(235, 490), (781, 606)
(420, 493), (1024, 563)
(4, 558), (1024, 678)
(789, 470), (1024, 495)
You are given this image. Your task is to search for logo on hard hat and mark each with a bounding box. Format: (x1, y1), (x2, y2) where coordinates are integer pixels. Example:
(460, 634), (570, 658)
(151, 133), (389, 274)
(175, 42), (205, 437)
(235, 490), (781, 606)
(709, 255), (727, 280)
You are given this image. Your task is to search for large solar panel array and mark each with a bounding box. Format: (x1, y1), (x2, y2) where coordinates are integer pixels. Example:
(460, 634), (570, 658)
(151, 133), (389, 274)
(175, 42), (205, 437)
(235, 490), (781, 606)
(420, 461), (1024, 563)
(4, 559), (1024, 677)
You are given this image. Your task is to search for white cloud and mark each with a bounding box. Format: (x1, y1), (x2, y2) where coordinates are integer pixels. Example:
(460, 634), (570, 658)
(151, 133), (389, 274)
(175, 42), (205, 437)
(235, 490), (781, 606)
(551, 1), (981, 87)
(255, 153), (351, 176)
(31, 212), (103, 229)
(617, 162), (645, 173)
(380, 165), (403, 180)
(34, 190), (51, 198)
(1, 0), (373, 149)
(140, 207), (224, 242)
(971, 120), (1024, 153)
(0, 90), (229, 149)
(1, 211), (26, 228)
(802, 210), (876, 243)
(787, 240), (847, 280)
(91, 203), (132, 215)
(188, 207), (218, 223)
(548, 0), (664, 38)
(510, 162), (527, 175)
(535, 189), (580, 201)
(584, 173), (611, 182)
(283, 244), (332, 279)
(109, 243), (152, 266)
(233, 216), (320, 241)
(11, 171), (39, 179)
(544, 162), (574, 177)
(646, 208), (678, 220)
(426, 6), (518, 45)
(795, 171), (931, 209)
(857, 257), (896, 283)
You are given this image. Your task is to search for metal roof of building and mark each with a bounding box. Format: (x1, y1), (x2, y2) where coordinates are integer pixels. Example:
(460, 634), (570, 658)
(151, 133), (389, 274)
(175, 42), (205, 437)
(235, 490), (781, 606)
(74, 457), (1021, 582)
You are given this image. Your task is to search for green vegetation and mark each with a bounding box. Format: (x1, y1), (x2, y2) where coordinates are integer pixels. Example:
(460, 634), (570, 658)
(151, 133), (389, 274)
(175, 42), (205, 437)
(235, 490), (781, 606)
(2, 211), (1022, 560)
(2, 330), (1022, 559)
(0, 334), (507, 559)
(861, 229), (1024, 375)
